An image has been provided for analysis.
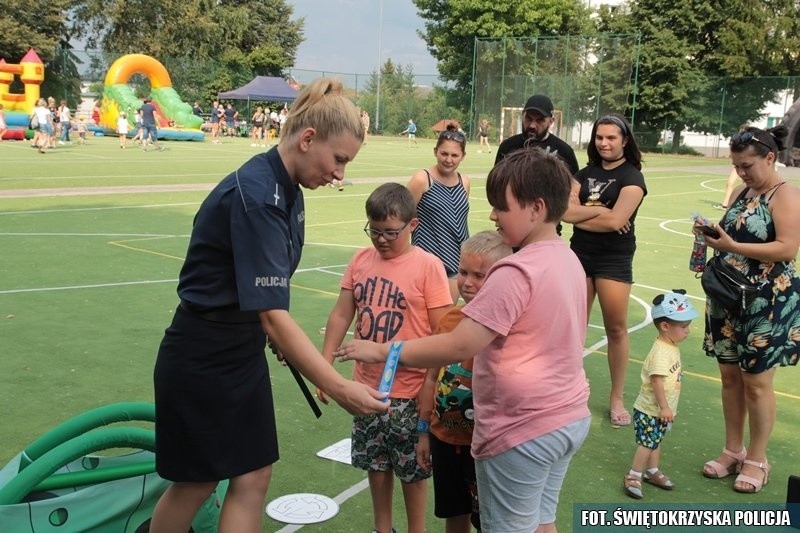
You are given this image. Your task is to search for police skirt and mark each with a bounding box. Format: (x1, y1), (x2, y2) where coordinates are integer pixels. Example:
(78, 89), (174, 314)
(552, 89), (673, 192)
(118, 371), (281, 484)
(153, 305), (278, 481)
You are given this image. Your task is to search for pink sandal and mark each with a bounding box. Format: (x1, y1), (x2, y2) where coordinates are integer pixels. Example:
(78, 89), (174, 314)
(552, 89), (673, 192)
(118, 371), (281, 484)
(610, 409), (631, 426)
(702, 448), (746, 479)
(734, 459), (770, 493)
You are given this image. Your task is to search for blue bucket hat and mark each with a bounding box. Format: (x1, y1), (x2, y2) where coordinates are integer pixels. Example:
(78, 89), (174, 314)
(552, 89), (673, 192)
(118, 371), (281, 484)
(651, 291), (698, 321)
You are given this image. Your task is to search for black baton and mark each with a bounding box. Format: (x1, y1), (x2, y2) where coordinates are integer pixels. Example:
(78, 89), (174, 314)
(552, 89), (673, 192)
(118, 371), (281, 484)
(286, 362), (323, 419)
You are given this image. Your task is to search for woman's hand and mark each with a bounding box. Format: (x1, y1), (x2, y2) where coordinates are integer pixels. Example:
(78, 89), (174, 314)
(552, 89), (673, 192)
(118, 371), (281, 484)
(699, 224), (734, 252)
(335, 340), (387, 363)
(315, 387), (330, 405)
(327, 380), (389, 415)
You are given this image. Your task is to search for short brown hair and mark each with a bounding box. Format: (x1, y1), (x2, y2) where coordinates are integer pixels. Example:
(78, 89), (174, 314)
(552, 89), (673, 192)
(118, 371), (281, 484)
(366, 183), (417, 222)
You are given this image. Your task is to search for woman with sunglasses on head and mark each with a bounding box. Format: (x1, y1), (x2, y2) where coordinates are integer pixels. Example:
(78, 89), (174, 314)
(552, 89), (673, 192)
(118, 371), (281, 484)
(694, 126), (800, 494)
(562, 113), (647, 427)
(407, 124), (471, 303)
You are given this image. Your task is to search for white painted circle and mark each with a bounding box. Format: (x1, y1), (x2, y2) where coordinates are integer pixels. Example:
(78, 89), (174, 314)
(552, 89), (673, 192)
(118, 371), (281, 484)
(266, 493), (339, 524)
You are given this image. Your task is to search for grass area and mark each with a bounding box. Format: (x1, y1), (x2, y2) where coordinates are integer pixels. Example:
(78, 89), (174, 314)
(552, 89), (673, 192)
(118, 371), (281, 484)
(1, 134), (798, 532)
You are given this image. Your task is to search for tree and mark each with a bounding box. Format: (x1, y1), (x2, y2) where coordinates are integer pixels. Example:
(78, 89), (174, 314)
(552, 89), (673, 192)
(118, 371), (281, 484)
(0, 0), (82, 106)
(413, 0), (592, 107)
(357, 59), (465, 137)
(71, 0), (303, 102)
(596, 0), (800, 151)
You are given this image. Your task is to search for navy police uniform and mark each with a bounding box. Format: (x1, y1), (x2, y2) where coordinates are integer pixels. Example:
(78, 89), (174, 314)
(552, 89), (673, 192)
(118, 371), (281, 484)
(154, 147), (304, 481)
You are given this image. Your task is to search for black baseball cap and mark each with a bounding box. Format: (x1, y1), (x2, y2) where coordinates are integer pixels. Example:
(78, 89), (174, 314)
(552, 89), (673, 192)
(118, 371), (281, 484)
(523, 95), (553, 117)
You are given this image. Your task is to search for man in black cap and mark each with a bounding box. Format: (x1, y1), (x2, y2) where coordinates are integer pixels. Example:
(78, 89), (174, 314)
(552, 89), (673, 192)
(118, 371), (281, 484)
(494, 94), (578, 174)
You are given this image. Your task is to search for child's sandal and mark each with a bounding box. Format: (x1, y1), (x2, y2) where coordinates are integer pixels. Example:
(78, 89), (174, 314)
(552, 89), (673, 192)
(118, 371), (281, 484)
(623, 474), (643, 499)
(644, 469), (674, 490)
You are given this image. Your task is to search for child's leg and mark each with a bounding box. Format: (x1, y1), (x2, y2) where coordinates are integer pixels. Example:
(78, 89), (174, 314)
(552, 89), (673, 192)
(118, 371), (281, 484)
(352, 409), (396, 533)
(368, 470), (394, 533)
(445, 515), (472, 533)
(401, 478), (428, 533)
(430, 435), (473, 533)
(631, 444), (652, 473)
(647, 446), (661, 471)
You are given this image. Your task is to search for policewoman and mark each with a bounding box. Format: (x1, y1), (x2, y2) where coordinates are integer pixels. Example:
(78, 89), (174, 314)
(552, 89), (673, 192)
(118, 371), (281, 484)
(150, 78), (389, 532)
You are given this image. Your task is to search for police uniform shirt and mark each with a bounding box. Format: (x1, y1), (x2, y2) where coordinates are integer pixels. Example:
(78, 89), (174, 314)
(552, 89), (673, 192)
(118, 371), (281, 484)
(178, 147), (304, 312)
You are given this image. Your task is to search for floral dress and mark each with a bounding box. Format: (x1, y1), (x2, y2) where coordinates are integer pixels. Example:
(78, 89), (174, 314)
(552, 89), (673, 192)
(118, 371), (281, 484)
(704, 184), (800, 372)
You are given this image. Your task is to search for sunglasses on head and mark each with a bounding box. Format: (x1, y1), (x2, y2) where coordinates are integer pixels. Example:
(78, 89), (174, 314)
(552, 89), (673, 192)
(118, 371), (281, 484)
(440, 130), (465, 143)
(730, 131), (773, 151)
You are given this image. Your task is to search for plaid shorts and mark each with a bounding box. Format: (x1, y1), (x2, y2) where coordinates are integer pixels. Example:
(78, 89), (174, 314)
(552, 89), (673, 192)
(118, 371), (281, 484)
(633, 408), (671, 450)
(351, 398), (431, 483)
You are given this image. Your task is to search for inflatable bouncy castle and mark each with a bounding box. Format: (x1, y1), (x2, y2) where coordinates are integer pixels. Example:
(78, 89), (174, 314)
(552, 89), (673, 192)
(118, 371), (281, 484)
(100, 54), (203, 141)
(0, 51), (204, 141)
(0, 49), (44, 140)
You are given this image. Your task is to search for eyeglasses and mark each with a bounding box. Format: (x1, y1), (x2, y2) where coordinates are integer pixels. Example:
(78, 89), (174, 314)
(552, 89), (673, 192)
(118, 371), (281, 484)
(730, 131), (773, 151)
(439, 130), (465, 143)
(363, 221), (410, 241)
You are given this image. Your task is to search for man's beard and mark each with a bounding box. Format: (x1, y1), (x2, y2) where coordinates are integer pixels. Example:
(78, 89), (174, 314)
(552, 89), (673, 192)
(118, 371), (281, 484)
(525, 128), (548, 142)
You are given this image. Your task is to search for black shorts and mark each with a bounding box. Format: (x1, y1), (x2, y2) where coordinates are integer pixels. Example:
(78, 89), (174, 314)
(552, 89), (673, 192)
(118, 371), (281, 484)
(571, 246), (634, 283)
(430, 433), (479, 522)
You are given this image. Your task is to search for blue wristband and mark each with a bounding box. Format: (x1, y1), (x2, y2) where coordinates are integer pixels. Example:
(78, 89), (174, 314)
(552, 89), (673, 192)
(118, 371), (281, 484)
(378, 341), (403, 395)
(416, 419), (430, 433)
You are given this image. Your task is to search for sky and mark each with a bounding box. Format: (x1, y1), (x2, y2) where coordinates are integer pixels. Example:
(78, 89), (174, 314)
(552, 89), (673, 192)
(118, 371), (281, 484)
(287, 0), (439, 78)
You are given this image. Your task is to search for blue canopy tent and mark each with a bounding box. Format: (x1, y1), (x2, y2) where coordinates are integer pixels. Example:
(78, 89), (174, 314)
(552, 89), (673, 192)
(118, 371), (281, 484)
(217, 76), (299, 103)
(217, 77), (298, 137)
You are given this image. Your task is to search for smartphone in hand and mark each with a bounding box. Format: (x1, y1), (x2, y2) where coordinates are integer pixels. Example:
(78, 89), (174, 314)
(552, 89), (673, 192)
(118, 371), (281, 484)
(696, 224), (720, 239)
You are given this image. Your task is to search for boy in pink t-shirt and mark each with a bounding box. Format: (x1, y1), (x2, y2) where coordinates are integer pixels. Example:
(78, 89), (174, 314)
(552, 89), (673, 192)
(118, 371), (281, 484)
(337, 148), (591, 532)
(318, 182), (452, 533)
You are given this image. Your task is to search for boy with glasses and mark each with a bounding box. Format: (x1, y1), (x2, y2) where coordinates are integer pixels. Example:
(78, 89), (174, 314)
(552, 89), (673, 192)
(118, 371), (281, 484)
(317, 182), (452, 533)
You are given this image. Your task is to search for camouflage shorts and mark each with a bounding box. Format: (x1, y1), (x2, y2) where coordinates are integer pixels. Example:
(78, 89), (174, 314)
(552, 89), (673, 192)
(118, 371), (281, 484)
(351, 398), (431, 483)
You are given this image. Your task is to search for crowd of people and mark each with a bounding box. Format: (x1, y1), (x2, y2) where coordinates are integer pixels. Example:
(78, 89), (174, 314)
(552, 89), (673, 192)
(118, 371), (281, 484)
(143, 83), (798, 531)
(10, 78), (794, 531)
(14, 95), (296, 150)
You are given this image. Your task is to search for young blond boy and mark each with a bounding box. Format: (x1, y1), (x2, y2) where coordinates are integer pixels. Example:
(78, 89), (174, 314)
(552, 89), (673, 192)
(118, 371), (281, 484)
(318, 183), (452, 533)
(624, 290), (698, 499)
(416, 231), (511, 533)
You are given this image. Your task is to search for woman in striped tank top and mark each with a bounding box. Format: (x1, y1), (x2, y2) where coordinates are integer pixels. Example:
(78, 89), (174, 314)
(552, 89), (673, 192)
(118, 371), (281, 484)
(408, 125), (471, 303)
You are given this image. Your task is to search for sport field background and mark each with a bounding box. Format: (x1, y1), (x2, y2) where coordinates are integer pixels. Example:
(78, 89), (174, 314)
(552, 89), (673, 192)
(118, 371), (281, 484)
(1, 136), (798, 532)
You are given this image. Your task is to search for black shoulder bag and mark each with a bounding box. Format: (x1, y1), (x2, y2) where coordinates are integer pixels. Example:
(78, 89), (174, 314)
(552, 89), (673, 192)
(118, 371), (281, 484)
(701, 256), (761, 315)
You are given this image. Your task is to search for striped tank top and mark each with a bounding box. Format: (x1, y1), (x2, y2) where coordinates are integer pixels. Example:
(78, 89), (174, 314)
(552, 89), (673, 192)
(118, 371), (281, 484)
(412, 170), (470, 276)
